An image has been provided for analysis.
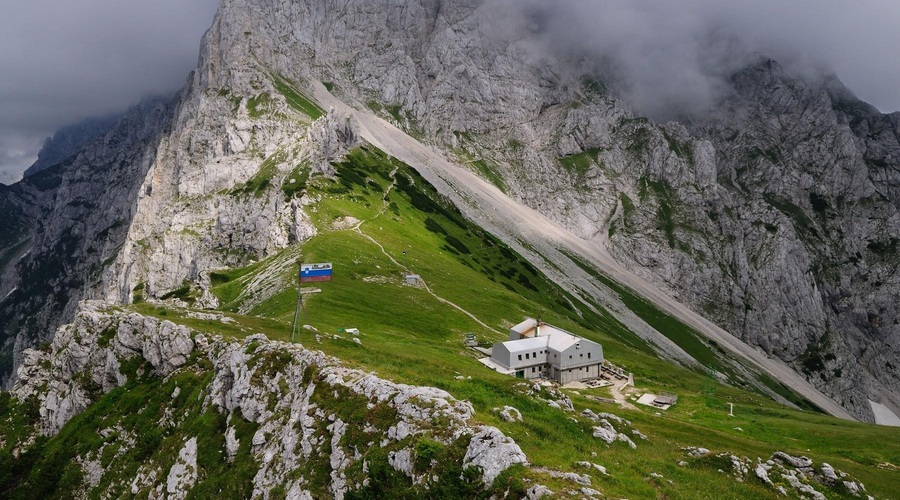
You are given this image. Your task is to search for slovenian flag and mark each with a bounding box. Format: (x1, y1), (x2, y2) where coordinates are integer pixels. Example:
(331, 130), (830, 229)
(300, 263), (332, 283)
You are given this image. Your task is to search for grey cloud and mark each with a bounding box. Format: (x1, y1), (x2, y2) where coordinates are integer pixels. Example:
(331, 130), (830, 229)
(0, 0), (218, 183)
(504, 0), (900, 121)
(0, 132), (42, 185)
(3, 1), (899, 184)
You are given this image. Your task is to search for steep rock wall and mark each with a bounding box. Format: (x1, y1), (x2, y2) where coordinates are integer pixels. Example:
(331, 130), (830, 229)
(0, 97), (176, 386)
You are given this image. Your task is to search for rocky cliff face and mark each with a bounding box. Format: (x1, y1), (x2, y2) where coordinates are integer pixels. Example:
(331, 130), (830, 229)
(6, 302), (526, 497)
(0, 97), (176, 387)
(613, 61), (900, 423)
(1, 0), (897, 423)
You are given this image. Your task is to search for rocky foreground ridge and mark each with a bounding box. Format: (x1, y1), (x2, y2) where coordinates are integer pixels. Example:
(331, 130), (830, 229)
(5, 301), (528, 498)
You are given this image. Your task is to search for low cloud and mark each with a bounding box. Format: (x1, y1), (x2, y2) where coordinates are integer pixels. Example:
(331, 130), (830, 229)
(506, 0), (900, 120)
(3, 1), (899, 183)
(0, 0), (218, 183)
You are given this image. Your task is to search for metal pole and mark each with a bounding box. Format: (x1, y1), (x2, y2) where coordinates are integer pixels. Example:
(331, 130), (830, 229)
(291, 262), (302, 343)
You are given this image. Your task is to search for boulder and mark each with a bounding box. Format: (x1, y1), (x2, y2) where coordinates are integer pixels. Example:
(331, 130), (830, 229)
(463, 426), (528, 484)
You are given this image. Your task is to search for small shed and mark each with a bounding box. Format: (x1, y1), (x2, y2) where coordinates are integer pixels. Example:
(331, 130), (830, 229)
(654, 392), (678, 406)
(404, 274), (421, 285)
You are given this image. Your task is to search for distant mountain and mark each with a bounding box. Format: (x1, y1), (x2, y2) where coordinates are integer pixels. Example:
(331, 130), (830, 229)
(23, 114), (121, 177)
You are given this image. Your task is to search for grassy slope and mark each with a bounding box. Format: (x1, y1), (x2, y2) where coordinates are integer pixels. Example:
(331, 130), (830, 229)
(139, 145), (898, 498)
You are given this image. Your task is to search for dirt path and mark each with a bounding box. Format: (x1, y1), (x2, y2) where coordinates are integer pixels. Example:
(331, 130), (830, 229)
(348, 165), (501, 335)
(610, 382), (638, 411)
(311, 82), (856, 422)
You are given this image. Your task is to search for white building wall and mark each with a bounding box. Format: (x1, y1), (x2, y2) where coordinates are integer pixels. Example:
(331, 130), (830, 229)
(522, 364), (548, 380)
(557, 341), (603, 370)
(491, 344), (512, 368)
(506, 347), (548, 370)
(558, 363), (603, 383)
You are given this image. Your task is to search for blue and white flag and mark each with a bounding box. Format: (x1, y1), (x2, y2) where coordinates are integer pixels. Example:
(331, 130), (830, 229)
(300, 263), (332, 283)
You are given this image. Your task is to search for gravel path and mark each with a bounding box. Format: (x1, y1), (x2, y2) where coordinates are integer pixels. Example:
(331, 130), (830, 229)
(312, 83), (856, 422)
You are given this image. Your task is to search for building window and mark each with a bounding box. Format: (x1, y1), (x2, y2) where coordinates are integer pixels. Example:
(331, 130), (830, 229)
(533, 352), (537, 358)
(518, 354), (522, 361)
(588, 352), (591, 359)
(526, 353), (530, 360)
(532, 367), (535, 373)
(569, 355), (572, 359)
(580, 353), (583, 358)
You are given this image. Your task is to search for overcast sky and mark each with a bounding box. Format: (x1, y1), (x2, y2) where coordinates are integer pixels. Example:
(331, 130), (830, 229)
(0, 0), (218, 184)
(523, 0), (900, 120)
(2, 1), (899, 184)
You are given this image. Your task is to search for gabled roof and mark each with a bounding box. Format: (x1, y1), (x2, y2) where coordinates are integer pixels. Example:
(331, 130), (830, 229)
(510, 318), (538, 336)
(501, 321), (597, 352)
(501, 336), (549, 352)
(547, 331), (581, 351)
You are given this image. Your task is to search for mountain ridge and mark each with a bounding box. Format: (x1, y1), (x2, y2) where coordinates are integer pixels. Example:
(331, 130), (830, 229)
(22, 114), (121, 178)
(1, 0), (897, 422)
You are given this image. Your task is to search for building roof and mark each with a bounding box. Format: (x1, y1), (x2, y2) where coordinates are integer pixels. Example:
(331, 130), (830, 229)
(501, 320), (598, 354)
(501, 336), (549, 353)
(547, 329), (581, 351)
(511, 318), (538, 333)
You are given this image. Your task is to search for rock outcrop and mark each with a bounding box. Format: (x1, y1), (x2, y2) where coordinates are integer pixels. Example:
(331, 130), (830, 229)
(8, 301), (528, 497)
(687, 449), (872, 499)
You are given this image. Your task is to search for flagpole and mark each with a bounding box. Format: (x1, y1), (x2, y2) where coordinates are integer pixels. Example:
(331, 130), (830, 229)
(291, 261), (302, 343)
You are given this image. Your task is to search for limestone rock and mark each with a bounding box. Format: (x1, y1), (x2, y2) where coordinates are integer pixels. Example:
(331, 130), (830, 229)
(166, 437), (198, 500)
(8, 302), (532, 495)
(526, 484), (553, 499)
(592, 424), (617, 444)
(225, 426), (240, 463)
(463, 426), (528, 484)
(581, 486), (601, 497)
(782, 470), (827, 500)
(685, 447), (710, 457)
(772, 451), (813, 469)
(494, 405), (523, 422)
(820, 462), (840, 483)
(755, 463), (773, 485)
(576, 461), (608, 475)
(617, 432), (637, 449)
(388, 448), (414, 478)
(560, 472), (591, 486)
